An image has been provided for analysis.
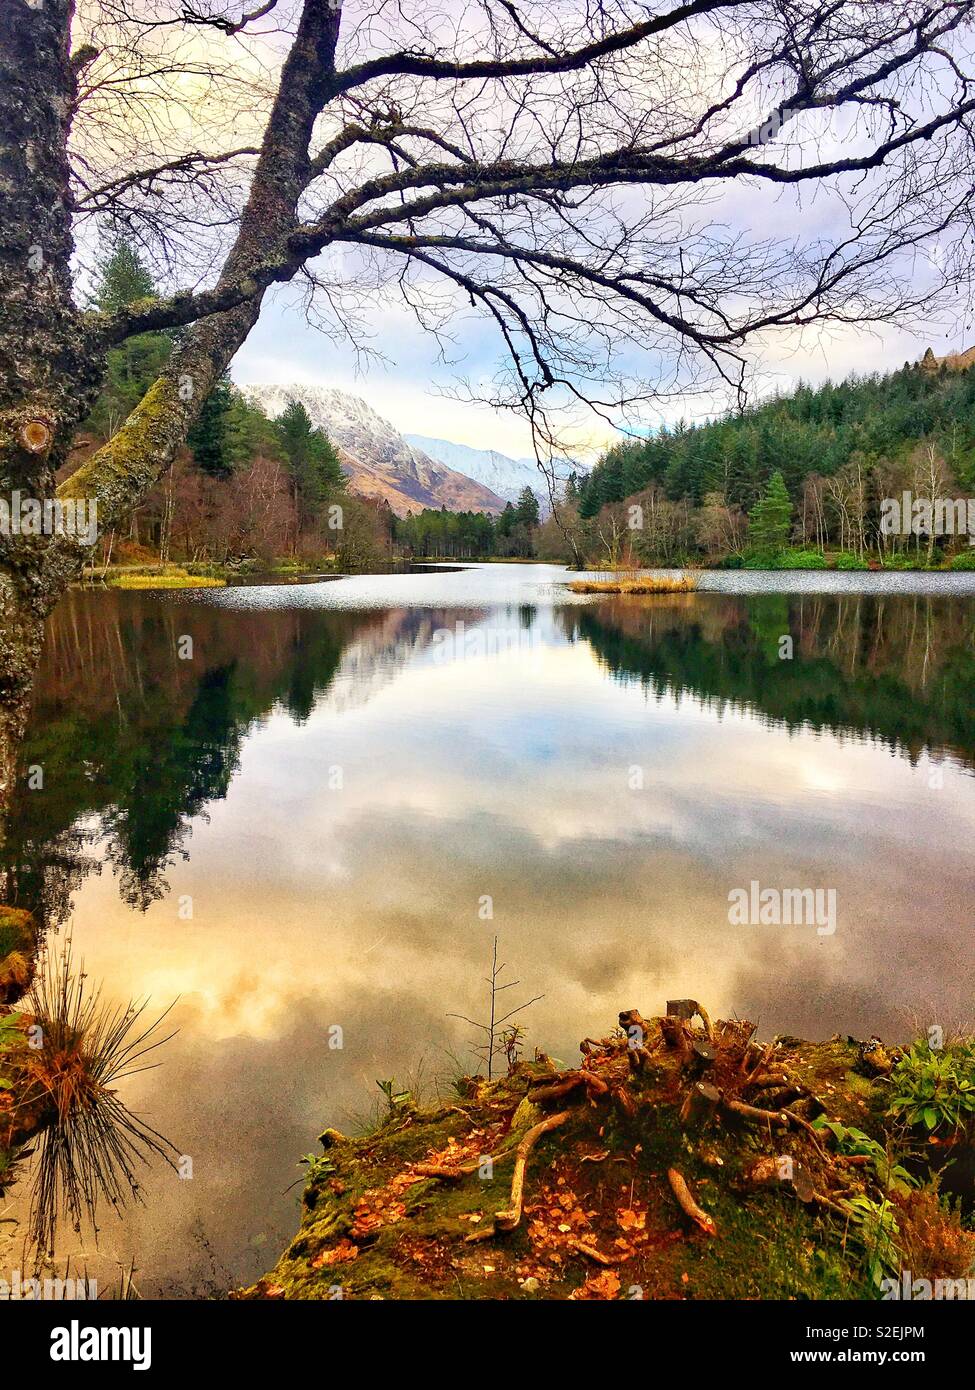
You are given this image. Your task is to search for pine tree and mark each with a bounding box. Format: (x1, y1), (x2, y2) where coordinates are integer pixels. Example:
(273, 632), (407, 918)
(515, 486), (540, 527)
(497, 501), (516, 537)
(85, 240), (172, 440)
(748, 470), (793, 554)
(188, 375), (234, 477)
(94, 240), (156, 312)
(275, 399), (346, 530)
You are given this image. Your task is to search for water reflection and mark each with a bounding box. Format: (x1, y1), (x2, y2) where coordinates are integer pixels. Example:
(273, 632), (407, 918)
(569, 591), (975, 769)
(2, 570), (973, 1293)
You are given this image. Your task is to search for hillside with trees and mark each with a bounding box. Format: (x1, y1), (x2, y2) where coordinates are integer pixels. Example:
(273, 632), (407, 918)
(72, 244), (975, 577)
(572, 362), (975, 569)
(75, 242), (389, 574)
(360, 361), (975, 571)
(77, 243), (565, 575)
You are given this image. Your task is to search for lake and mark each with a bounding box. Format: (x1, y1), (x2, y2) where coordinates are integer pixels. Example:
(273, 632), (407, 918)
(4, 562), (974, 1294)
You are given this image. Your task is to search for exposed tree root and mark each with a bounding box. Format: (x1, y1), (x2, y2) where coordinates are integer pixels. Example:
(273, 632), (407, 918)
(723, 1098), (793, 1127)
(454, 1001), (862, 1248)
(529, 1069), (609, 1104)
(722, 1097), (830, 1159)
(667, 1167), (717, 1236)
(413, 1160), (481, 1180)
(494, 1109), (573, 1233)
(567, 1236), (616, 1265)
(666, 998), (716, 1043)
(464, 1108), (574, 1241)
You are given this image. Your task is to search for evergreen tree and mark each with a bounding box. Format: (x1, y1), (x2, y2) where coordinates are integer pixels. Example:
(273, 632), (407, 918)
(94, 240), (155, 312)
(85, 240), (172, 439)
(515, 486), (540, 527)
(224, 391), (281, 464)
(748, 470), (793, 554)
(496, 501), (516, 538)
(274, 399), (346, 530)
(188, 375), (234, 478)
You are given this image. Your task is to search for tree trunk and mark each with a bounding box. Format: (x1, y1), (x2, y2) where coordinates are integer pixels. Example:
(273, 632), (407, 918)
(0, 569), (47, 857)
(0, 0), (95, 490)
(0, 1), (344, 863)
(0, 1), (104, 855)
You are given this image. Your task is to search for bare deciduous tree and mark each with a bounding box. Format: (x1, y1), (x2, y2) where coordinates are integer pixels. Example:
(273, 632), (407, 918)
(3, 0), (975, 824)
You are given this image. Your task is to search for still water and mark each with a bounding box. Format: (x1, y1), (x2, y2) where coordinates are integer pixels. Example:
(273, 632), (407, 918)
(4, 563), (974, 1293)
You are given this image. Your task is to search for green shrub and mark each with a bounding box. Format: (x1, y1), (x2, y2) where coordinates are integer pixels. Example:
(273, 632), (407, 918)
(948, 550), (975, 571)
(776, 549), (828, 569)
(833, 551), (869, 570)
(887, 1041), (975, 1137)
(883, 551), (928, 570)
(742, 548), (778, 569)
(841, 1195), (902, 1288)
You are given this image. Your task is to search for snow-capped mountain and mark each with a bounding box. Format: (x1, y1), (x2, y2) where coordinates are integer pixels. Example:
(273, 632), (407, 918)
(240, 384), (507, 518)
(404, 434), (577, 515)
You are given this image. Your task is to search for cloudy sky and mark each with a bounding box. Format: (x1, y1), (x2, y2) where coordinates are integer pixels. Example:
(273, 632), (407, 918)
(230, 287), (946, 462)
(91, 0), (970, 464)
(217, 1), (974, 462)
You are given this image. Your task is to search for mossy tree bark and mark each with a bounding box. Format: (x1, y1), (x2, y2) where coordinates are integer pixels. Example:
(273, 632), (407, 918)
(0, 0), (343, 853)
(0, 0), (94, 835)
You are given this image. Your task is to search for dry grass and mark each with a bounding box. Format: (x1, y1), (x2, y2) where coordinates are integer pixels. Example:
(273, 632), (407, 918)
(568, 574), (697, 595)
(894, 1184), (975, 1281)
(108, 572), (226, 590)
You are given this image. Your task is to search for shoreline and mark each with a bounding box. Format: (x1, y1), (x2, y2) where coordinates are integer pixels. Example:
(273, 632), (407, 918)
(239, 1004), (975, 1302)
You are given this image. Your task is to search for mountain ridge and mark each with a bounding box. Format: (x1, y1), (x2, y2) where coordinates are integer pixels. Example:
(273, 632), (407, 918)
(403, 433), (563, 515)
(241, 384), (508, 518)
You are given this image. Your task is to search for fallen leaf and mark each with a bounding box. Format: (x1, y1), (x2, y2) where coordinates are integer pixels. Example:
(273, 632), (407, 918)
(617, 1207), (646, 1232)
(575, 1269), (621, 1300)
(311, 1238), (359, 1268)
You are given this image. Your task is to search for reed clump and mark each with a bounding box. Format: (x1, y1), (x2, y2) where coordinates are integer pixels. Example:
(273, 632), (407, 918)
(4, 938), (179, 1254)
(568, 574), (697, 595)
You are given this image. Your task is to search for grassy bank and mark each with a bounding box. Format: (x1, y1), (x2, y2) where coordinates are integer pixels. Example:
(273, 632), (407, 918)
(78, 563), (229, 590)
(240, 1005), (974, 1301)
(569, 575), (697, 595)
(572, 549), (975, 574)
(108, 571), (227, 590)
(723, 548), (975, 573)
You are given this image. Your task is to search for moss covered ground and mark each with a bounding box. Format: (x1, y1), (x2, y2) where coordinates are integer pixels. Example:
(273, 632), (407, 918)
(240, 1007), (974, 1302)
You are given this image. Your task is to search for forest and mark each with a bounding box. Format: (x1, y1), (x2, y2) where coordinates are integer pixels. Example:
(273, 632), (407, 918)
(78, 242), (975, 577)
(571, 358), (975, 569)
(77, 242), (392, 575)
(383, 362), (975, 571)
